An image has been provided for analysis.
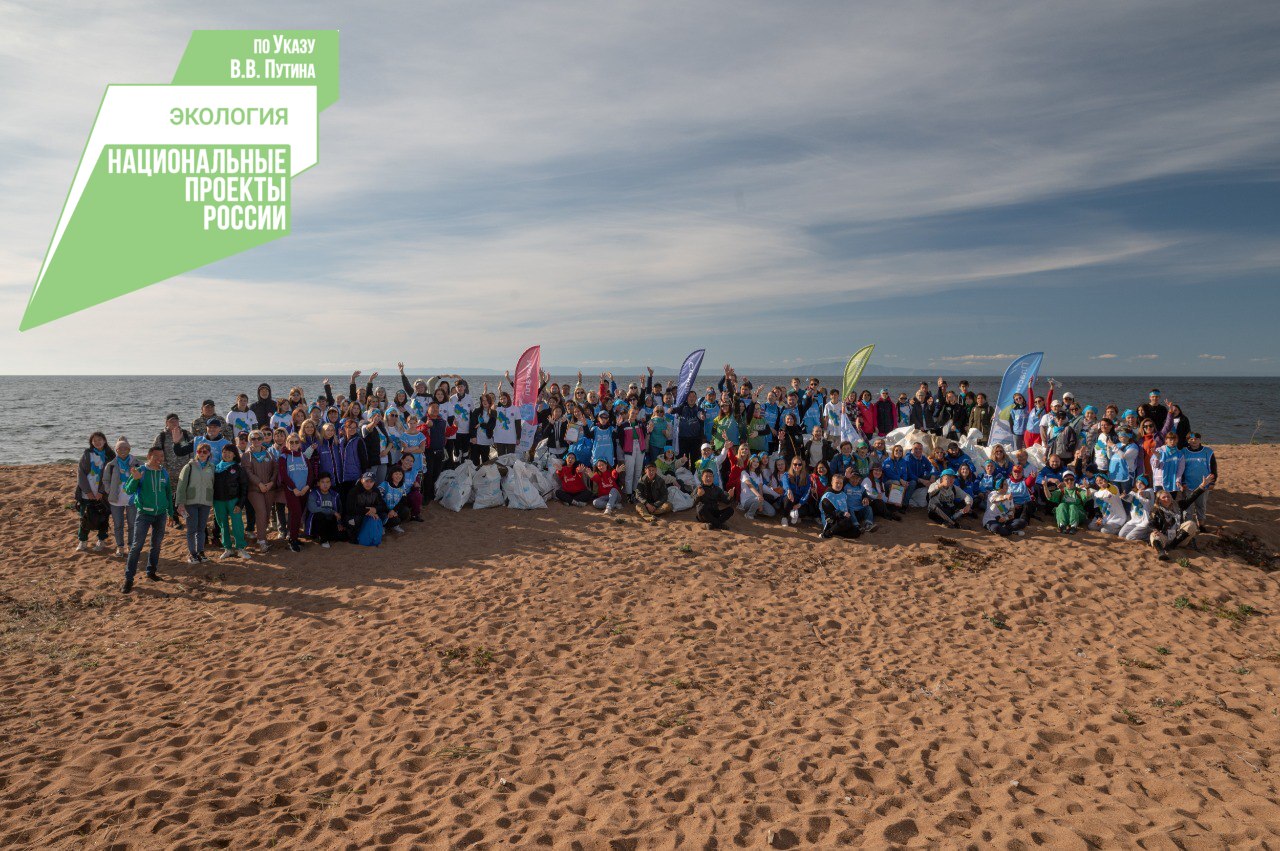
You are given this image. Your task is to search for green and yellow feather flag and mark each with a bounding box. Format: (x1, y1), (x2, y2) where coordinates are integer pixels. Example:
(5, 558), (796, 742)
(841, 344), (875, 399)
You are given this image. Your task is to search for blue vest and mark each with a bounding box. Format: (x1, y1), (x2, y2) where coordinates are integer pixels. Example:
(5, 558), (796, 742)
(1182, 447), (1213, 489)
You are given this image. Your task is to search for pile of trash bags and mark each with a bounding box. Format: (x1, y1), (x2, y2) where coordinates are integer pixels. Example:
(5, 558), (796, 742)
(431, 445), (558, 511)
(432, 440), (709, 512)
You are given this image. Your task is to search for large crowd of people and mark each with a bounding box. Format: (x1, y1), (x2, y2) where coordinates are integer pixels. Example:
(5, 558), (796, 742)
(72, 363), (1219, 593)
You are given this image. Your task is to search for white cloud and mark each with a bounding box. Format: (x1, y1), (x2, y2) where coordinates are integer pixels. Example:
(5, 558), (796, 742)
(0, 0), (1277, 372)
(1131, 354), (1159, 360)
(1198, 354), (1227, 360)
(1091, 354), (1119, 359)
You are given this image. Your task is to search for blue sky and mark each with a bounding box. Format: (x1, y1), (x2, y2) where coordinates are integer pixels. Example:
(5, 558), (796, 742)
(1, 0), (1277, 374)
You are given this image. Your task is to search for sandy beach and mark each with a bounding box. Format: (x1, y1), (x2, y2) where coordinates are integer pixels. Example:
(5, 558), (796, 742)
(0, 445), (1276, 849)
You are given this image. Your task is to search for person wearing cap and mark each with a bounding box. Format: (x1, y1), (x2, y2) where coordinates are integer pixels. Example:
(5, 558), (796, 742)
(872, 388), (898, 437)
(693, 441), (728, 488)
(192, 399), (217, 438)
(982, 478), (1026, 537)
(193, 417), (231, 467)
(1044, 408), (1079, 462)
(942, 442), (972, 476)
(1043, 469), (1088, 534)
(1119, 476), (1155, 541)
(344, 471), (388, 540)
(926, 468), (972, 528)
(635, 462), (672, 522)
(175, 442), (216, 561)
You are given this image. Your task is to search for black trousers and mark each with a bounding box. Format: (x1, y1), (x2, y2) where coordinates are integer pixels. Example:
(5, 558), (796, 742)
(695, 504), (733, 527)
(309, 513), (341, 543)
(822, 515), (862, 538)
(423, 450), (446, 501)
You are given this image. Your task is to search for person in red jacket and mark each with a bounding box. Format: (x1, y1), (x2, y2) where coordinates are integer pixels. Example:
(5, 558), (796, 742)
(275, 433), (316, 552)
(590, 459), (623, 514)
(554, 453), (590, 506)
(724, 443), (750, 497)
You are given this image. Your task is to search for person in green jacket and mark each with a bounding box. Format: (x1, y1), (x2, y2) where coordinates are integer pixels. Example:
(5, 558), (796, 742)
(121, 446), (177, 593)
(1043, 469), (1089, 534)
(175, 443), (216, 563)
(967, 393), (995, 444)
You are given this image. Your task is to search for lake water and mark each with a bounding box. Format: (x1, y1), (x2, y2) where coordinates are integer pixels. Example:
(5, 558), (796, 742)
(2, 374), (1273, 465)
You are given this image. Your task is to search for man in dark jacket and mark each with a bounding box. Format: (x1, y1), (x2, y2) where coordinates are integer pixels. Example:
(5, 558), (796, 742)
(635, 463), (672, 522)
(693, 469), (734, 529)
(249, 383), (276, 429)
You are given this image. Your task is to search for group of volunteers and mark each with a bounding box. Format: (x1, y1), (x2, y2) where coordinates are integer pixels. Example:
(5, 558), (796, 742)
(71, 362), (1219, 593)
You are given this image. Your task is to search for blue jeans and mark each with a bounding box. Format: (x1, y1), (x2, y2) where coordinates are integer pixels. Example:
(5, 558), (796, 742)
(126, 512), (167, 581)
(851, 504), (874, 526)
(110, 503), (137, 549)
(184, 504), (211, 555)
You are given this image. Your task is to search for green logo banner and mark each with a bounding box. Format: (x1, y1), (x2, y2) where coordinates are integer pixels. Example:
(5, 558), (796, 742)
(20, 30), (339, 330)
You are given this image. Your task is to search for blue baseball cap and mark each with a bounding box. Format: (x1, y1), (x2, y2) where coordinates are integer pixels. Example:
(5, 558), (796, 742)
(940, 468), (957, 477)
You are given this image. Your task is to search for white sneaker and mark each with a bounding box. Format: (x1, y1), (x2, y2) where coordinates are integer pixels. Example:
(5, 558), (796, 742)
(391, 526), (405, 535)
(604, 506), (615, 515)
(865, 522), (878, 533)
(186, 555), (200, 565)
(92, 541), (107, 552)
(237, 549), (251, 558)
(75, 541), (88, 553)
(320, 542), (331, 549)
(219, 549), (235, 560)
(789, 509), (801, 524)
(779, 516), (789, 527)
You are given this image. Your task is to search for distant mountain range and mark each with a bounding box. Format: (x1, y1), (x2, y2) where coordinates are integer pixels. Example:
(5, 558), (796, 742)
(407, 361), (946, 378)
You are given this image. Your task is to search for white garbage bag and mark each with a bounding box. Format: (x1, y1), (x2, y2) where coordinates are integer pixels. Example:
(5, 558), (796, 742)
(535, 467), (559, 498)
(436, 463), (475, 512)
(674, 467), (697, 491)
(667, 485), (694, 512)
(503, 461), (547, 510)
(471, 464), (505, 509)
(494, 452), (522, 470)
(884, 425), (914, 449)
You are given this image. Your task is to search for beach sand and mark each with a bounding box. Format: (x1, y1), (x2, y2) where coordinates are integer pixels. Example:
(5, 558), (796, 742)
(0, 446), (1276, 849)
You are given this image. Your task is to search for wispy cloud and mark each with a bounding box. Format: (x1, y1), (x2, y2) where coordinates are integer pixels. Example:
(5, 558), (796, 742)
(1199, 354), (1227, 360)
(0, 0), (1278, 373)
